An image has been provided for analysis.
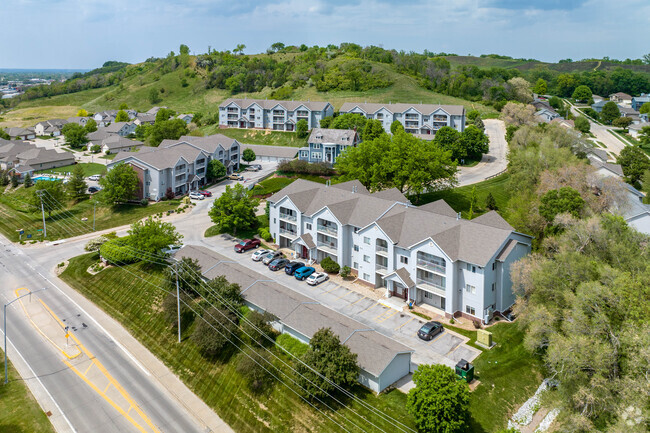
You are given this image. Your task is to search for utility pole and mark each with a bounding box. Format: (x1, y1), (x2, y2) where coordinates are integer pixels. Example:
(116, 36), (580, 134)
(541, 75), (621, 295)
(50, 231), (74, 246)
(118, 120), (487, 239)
(175, 262), (181, 344)
(93, 200), (96, 231)
(4, 287), (47, 384)
(38, 191), (47, 238)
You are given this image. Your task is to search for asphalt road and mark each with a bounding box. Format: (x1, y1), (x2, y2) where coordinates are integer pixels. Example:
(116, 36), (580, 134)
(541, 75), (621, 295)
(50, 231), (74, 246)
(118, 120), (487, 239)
(0, 237), (210, 433)
(457, 119), (508, 186)
(566, 100), (627, 155)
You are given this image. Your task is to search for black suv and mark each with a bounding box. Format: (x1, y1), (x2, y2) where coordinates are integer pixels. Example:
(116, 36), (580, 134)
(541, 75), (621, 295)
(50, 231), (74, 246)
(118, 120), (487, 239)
(417, 321), (443, 341)
(284, 261), (305, 276)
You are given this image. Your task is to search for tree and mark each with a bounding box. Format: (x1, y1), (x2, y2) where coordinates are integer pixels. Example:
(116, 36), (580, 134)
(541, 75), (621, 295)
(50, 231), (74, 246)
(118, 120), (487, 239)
(99, 163), (139, 204)
(638, 125), (650, 146)
(507, 77), (532, 103)
(10, 174), (18, 188)
(500, 102), (537, 126)
(161, 290), (194, 331)
(90, 144), (101, 153)
(296, 328), (358, 399)
(118, 102), (129, 110)
(242, 148), (256, 163)
(485, 192), (497, 210)
(115, 110), (129, 122)
(128, 217), (183, 257)
(600, 101), (621, 124)
(233, 44), (246, 55)
(66, 164), (87, 200)
(84, 118), (97, 133)
(269, 42), (285, 53)
(329, 113), (367, 131)
(236, 348), (275, 393)
(362, 119), (385, 141)
(433, 126), (464, 161)
(612, 116), (633, 131)
(296, 119), (309, 138)
(76, 109), (89, 117)
(539, 186), (585, 222)
(191, 307), (239, 358)
(459, 125), (489, 159)
(207, 159), (226, 180)
(573, 116), (590, 133)
(163, 257), (204, 296)
(30, 180), (66, 217)
(0, 129), (10, 140)
(155, 108), (176, 123)
(61, 123), (88, 148)
(147, 119), (188, 146)
(639, 102), (650, 114)
(532, 78), (547, 95)
(203, 275), (243, 308)
(571, 85), (592, 102)
(467, 186), (478, 220)
(390, 120), (404, 134)
(179, 44), (190, 55)
(548, 96), (564, 111)
(242, 310), (276, 348)
(617, 145), (650, 185)
(406, 364), (469, 433)
(23, 173), (32, 188)
(208, 183), (259, 236)
(148, 87), (162, 104)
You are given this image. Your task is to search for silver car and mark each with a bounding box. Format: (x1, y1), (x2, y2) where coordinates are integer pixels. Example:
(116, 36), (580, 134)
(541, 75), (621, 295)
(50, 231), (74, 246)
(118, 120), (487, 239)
(251, 249), (269, 261)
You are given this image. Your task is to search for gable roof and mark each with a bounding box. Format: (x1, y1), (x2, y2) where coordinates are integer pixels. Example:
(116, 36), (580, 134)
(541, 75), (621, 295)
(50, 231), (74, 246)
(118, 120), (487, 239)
(240, 144), (298, 159)
(112, 142), (205, 170)
(339, 102), (465, 117)
(308, 128), (358, 145)
(104, 122), (133, 133)
(609, 92), (632, 99)
(219, 98), (331, 112)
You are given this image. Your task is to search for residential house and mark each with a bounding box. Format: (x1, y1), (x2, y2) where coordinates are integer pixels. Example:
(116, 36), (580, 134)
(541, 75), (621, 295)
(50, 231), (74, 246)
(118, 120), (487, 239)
(218, 98), (334, 131)
(104, 121), (137, 137)
(550, 118), (574, 129)
(134, 113), (156, 126)
(34, 119), (68, 136)
(176, 114), (194, 124)
(609, 92), (633, 106)
(3, 127), (36, 140)
(177, 245), (414, 393)
(631, 94), (650, 112)
(240, 144), (298, 162)
(0, 139), (74, 177)
(591, 100), (608, 113)
(108, 134), (240, 200)
(298, 128), (360, 165)
(618, 106), (640, 121)
(146, 106), (167, 116)
(268, 179), (532, 322)
(88, 136), (143, 154)
(592, 95), (605, 103)
(535, 108), (560, 123)
(629, 122), (649, 139)
(93, 110), (118, 127)
(66, 116), (90, 126)
(87, 129), (113, 145)
(339, 102), (466, 136)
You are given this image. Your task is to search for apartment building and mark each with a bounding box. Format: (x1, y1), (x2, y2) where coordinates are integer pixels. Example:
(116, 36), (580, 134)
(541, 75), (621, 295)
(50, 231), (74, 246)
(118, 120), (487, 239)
(218, 98), (334, 131)
(298, 128), (360, 165)
(108, 134), (240, 200)
(338, 102), (466, 136)
(268, 179), (532, 322)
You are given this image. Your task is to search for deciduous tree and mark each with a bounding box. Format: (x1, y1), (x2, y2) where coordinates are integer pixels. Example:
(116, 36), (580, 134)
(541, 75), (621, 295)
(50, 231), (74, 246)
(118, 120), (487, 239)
(572, 85), (592, 102)
(207, 159), (226, 180)
(574, 116), (590, 133)
(600, 101), (621, 124)
(62, 123), (88, 148)
(77, 108), (89, 117)
(30, 180), (66, 217)
(128, 217), (182, 257)
(147, 119), (188, 146)
(459, 125), (489, 159)
(612, 116), (633, 131)
(539, 186), (585, 222)
(84, 118), (97, 133)
(617, 145), (650, 185)
(236, 348), (275, 393)
(296, 119), (308, 138)
(532, 78), (547, 95)
(362, 119), (385, 141)
(115, 110), (129, 122)
(639, 102), (650, 114)
(208, 183), (259, 236)
(242, 148), (256, 163)
(500, 102), (537, 126)
(192, 307), (239, 358)
(390, 120), (404, 134)
(99, 163), (139, 204)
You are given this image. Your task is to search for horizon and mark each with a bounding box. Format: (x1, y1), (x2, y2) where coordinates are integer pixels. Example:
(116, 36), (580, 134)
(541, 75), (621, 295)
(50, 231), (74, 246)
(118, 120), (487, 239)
(2, 0), (649, 70)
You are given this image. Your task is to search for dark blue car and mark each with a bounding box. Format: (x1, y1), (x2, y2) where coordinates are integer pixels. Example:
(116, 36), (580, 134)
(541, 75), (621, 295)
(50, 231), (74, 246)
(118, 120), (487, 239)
(284, 261), (305, 276)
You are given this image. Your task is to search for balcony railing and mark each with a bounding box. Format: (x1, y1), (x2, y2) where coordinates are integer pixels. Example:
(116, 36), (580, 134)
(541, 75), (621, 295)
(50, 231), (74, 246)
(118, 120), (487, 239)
(405, 121), (419, 127)
(317, 241), (338, 253)
(376, 264), (388, 274)
(279, 212), (296, 222)
(279, 228), (297, 238)
(317, 224), (337, 236)
(417, 277), (445, 291)
(227, 114), (238, 119)
(227, 108), (238, 113)
(405, 114), (419, 120)
(376, 245), (388, 256)
(416, 259), (445, 274)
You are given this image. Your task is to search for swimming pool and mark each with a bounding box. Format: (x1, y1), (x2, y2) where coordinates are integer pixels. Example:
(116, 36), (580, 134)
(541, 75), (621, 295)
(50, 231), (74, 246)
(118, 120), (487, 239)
(32, 176), (61, 182)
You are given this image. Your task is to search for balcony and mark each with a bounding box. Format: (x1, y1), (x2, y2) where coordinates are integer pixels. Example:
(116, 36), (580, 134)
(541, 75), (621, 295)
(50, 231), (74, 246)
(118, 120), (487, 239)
(317, 224), (337, 236)
(433, 122), (447, 128)
(405, 121), (419, 128)
(279, 212), (296, 222)
(317, 241), (338, 255)
(376, 245), (388, 257)
(416, 259), (445, 275)
(433, 116), (447, 122)
(227, 108), (238, 113)
(405, 114), (419, 120)
(279, 228), (298, 239)
(227, 114), (238, 120)
(375, 263), (388, 275)
(416, 278), (446, 296)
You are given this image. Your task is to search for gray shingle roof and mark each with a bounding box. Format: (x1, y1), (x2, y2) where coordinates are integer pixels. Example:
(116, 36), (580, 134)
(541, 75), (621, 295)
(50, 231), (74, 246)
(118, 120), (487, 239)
(308, 128), (359, 144)
(112, 142), (205, 170)
(220, 98), (331, 112)
(176, 245), (413, 377)
(240, 144), (298, 159)
(339, 102), (465, 116)
(101, 136), (143, 150)
(104, 122), (132, 133)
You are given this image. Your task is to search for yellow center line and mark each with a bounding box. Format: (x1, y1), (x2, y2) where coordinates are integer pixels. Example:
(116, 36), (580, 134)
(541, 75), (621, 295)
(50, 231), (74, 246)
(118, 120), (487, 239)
(395, 317), (415, 331)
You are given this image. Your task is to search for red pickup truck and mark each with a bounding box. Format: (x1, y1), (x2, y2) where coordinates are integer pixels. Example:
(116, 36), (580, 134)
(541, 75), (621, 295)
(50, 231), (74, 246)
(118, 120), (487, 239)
(234, 239), (261, 253)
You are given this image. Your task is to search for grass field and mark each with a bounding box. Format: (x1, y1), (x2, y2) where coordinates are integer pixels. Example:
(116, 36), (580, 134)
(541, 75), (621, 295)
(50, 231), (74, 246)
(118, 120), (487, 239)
(0, 348), (55, 433)
(201, 125), (308, 147)
(0, 185), (180, 242)
(411, 173), (511, 219)
(60, 253), (417, 433)
(35, 162), (106, 177)
(0, 105), (80, 128)
(251, 174), (329, 197)
(205, 215), (269, 239)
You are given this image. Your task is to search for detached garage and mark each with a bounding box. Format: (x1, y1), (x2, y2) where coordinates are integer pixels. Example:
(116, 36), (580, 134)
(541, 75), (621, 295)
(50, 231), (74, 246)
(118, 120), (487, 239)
(240, 144), (298, 163)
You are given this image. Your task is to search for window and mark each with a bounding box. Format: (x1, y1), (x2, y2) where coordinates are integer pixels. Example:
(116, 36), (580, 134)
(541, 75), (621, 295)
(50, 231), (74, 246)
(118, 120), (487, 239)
(300, 151), (308, 157)
(313, 143), (321, 149)
(400, 256), (408, 264)
(423, 291), (433, 299)
(363, 273), (370, 280)
(466, 263), (476, 273)
(492, 262), (496, 270)
(363, 237), (370, 245)
(465, 305), (476, 316)
(306, 223), (312, 230)
(465, 284), (476, 294)
(273, 218), (276, 224)
(363, 255), (370, 263)
(353, 262), (358, 269)
(492, 283), (495, 292)
(312, 153), (322, 160)
(353, 245), (359, 252)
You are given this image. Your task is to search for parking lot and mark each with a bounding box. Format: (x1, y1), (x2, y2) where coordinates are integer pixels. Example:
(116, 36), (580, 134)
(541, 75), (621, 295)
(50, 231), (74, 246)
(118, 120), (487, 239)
(197, 234), (481, 370)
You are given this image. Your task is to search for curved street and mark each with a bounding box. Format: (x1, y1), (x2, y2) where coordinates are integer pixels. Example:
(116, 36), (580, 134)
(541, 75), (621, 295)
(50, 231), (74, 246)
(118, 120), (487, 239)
(457, 118), (509, 186)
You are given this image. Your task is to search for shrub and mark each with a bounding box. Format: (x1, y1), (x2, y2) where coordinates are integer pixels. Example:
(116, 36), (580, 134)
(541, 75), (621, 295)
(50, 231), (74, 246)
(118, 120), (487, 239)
(140, 198), (149, 206)
(84, 235), (109, 252)
(165, 187), (175, 200)
(449, 318), (455, 324)
(236, 348), (275, 393)
(472, 320), (482, 329)
(277, 159), (335, 176)
(90, 144), (102, 153)
(99, 237), (139, 265)
(320, 256), (340, 274)
(191, 307), (239, 358)
(161, 290), (195, 331)
(242, 310), (276, 347)
(340, 266), (351, 278)
(257, 227), (273, 242)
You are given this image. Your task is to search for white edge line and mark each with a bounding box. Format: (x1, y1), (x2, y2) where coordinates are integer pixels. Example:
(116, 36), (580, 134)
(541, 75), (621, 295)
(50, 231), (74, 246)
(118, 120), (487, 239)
(0, 328), (77, 433)
(36, 271), (151, 377)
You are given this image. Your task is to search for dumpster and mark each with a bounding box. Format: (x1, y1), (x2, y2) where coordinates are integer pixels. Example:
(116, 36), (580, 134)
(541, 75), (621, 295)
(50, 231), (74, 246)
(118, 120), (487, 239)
(455, 359), (474, 383)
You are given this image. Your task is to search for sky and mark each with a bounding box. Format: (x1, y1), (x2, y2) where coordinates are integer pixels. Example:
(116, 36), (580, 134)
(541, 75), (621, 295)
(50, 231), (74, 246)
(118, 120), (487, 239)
(2, 0), (649, 69)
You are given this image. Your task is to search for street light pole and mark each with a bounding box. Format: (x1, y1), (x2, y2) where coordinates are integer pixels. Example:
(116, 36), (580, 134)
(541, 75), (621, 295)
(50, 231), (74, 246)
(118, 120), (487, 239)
(175, 262), (181, 344)
(38, 191), (47, 238)
(4, 287), (47, 384)
(93, 200), (96, 232)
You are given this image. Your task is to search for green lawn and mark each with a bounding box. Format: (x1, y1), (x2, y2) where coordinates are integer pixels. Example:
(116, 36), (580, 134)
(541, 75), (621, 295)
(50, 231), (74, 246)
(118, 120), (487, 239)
(411, 173), (511, 219)
(205, 215), (269, 239)
(35, 163), (106, 177)
(0, 348), (55, 433)
(250, 175), (329, 197)
(60, 253), (417, 433)
(0, 185), (180, 242)
(200, 126), (308, 148)
(99, 153), (117, 160)
(468, 323), (545, 432)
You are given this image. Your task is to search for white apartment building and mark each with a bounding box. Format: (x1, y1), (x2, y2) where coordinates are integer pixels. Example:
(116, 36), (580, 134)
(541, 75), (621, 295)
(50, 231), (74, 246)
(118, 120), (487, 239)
(268, 179), (532, 322)
(218, 98), (334, 131)
(339, 102), (466, 136)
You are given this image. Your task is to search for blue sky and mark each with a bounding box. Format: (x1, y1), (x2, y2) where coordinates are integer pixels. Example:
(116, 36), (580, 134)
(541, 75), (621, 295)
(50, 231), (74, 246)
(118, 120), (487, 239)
(3, 0), (649, 69)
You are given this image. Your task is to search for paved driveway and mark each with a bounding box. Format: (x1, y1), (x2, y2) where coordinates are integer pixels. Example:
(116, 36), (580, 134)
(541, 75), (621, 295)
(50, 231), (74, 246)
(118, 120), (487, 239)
(196, 234), (481, 370)
(457, 119), (508, 186)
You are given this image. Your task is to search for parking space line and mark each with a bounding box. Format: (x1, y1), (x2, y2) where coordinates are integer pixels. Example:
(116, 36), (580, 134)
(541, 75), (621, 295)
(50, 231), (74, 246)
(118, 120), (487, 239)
(373, 307), (393, 320)
(428, 332), (445, 345)
(358, 301), (381, 314)
(322, 284), (341, 294)
(394, 317), (414, 331)
(84, 360), (95, 375)
(377, 309), (399, 323)
(349, 295), (368, 305)
(333, 290), (355, 301)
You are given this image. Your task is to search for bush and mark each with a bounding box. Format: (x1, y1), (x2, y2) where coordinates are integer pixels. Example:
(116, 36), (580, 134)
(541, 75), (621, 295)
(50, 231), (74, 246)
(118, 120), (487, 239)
(242, 310), (276, 347)
(165, 187), (175, 200)
(277, 159), (335, 176)
(99, 237), (139, 265)
(191, 307), (239, 359)
(236, 348), (275, 393)
(340, 266), (351, 278)
(257, 227), (273, 242)
(84, 235), (109, 252)
(161, 290), (195, 331)
(140, 198), (149, 206)
(90, 144), (101, 153)
(320, 256), (340, 274)
(472, 320), (482, 329)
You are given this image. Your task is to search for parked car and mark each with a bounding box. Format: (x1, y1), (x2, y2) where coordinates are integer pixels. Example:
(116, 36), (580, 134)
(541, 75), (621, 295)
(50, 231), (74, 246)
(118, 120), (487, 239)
(417, 321), (444, 341)
(294, 266), (316, 281)
(161, 244), (183, 255)
(284, 261), (305, 276)
(228, 173), (244, 181)
(88, 174), (100, 181)
(306, 272), (329, 286)
(251, 164), (262, 171)
(268, 258), (290, 271)
(251, 249), (270, 261)
(234, 239), (261, 253)
(88, 186), (101, 194)
(189, 191), (204, 200)
(262, 251), (284, 265)
(198, 190), (212, 197)
(245, 166), (260, 172)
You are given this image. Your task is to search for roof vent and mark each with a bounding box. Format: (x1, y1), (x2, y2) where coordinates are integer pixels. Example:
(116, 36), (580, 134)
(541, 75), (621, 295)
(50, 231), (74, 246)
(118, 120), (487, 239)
(457, 212), (461, 220)
(352, 185), (357, 193)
